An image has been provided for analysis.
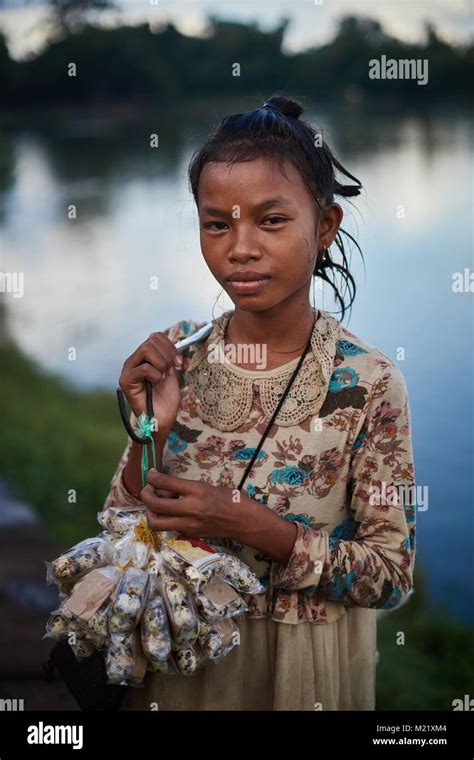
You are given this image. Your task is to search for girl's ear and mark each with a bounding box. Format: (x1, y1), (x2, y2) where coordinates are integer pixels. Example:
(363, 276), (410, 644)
(329, 202), (344, 234)
(318, 202), (343, 245)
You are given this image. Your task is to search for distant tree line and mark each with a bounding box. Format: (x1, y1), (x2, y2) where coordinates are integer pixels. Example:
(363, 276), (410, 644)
(0, 14), (471, 107)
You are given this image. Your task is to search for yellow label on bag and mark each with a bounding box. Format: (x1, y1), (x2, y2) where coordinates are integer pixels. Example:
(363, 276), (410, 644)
(165, 538), (222, 569)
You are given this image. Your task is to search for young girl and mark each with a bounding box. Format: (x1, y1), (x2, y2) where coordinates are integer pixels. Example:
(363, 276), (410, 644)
(103, 95), (417, 711)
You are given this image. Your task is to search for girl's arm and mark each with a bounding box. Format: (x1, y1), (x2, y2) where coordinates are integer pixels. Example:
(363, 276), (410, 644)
(102, 411), (171, 509)
(103, 316), (200, 509)
(267, 362), (417, 611)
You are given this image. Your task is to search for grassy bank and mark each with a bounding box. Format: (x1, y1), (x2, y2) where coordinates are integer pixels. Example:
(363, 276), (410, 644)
(0, 337), (127, 545)
(1, 336), (472, 710)
(376, 572), (474, 710)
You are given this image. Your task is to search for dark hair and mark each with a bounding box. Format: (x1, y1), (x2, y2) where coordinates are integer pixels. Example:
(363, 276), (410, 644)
(188, 94), (365, 321)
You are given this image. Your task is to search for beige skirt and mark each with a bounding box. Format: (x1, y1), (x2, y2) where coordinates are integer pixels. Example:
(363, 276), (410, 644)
(121, 607), (377, 711)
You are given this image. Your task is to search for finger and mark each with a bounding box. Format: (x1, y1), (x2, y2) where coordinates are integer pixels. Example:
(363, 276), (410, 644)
(140, 484), (188, 515)
(148, 332), (183, 368)
(154, 488), (179, 499)
(123, 341), (172, 375)
(145, 469), (193, 496)
(125, 363), (164, 387)
(144, 334), (181, 372)
(145, 509), (189, 533)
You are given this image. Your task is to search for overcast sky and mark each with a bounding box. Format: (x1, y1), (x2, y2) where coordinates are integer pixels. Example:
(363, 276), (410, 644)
(0, 0), (472, 60)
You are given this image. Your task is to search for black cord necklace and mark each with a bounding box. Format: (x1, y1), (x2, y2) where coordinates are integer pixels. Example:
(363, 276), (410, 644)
(237, 308), (320, 492)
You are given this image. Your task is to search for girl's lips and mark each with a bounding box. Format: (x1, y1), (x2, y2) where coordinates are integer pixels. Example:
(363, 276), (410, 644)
(227, 278), (271, 293)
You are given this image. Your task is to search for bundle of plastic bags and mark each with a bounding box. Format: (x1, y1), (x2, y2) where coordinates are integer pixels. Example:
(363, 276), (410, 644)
(44, 506), (265, 686)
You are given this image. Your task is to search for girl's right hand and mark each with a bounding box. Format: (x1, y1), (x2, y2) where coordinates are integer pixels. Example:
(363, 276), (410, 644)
(118, 331), (184, 435)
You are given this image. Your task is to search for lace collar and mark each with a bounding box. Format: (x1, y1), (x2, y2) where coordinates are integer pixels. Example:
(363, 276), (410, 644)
(184, 309), (341, 431)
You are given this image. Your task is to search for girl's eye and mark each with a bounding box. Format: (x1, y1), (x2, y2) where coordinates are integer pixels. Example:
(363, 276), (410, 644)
(263, 216), (287, 225)
(202, 216), (287, 230)
(203, 221), (228, 231)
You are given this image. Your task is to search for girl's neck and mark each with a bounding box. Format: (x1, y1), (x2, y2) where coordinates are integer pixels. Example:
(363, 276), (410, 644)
(223, 304), (316, 371)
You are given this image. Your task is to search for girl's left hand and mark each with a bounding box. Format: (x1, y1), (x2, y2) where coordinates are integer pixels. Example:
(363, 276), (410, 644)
(140, 468), (248, 539)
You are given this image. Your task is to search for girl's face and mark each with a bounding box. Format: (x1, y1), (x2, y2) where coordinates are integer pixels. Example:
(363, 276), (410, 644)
(197, 156), (342, 312)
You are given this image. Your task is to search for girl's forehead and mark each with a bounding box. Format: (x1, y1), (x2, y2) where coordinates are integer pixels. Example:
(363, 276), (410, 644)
(198, 158), (305, 197)
(201, 156), (295, 178)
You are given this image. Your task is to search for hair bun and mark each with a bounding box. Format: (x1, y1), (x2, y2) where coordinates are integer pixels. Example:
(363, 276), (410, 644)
(263, 95), (303, 120)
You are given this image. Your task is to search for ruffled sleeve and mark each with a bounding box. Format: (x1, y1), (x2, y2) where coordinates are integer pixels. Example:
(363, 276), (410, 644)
(269, 362), (417, 611)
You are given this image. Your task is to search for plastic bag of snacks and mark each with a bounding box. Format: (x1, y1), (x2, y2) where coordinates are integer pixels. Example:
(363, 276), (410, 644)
(106, 628), (149, 686)
(144, 548), (164, 576)
(108, 567), (149, 634)
(68, 621), (98, 660)
(140, 575), (172, 666)
(160, 536), (226, 593)
(44, 505), (266, 688)
(43, 593), (70, 642)
(98, 506), (147, 536)
(173, 641), (208, 676)
(45, 536), (113, 594)
(198, 617), (240, 662)
(205, 541), (266, 595)
(62, 565), (120, 614)
(194, 576), (249, 623)
(157, 574), (200, 650)
(110, 525), (153, 571)
(44, 565), (121, 652)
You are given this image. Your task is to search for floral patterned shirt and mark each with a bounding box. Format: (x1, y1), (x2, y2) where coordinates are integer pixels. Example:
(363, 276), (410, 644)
(102, 308), (417, 626)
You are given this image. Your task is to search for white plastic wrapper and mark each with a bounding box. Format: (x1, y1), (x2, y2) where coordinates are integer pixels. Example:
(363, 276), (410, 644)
(144, 548), (164, 577)
(160, 537), (225, 593)
(207, 546), (266, 595)
(140, 576), (172, 665)
(157, 574), (200, 650)
(43, 593), (71, 641)
(105, 629), (148, 687)
(67, 621), (96, 660)
(109, 567), (149, 635)
(173, 642), (207, 675)
(79, 600), (110, 641)
(195, 576), (248, 623)
(197, 617), (240, 662)
(112, 528), (152, 570)
(43, 613), (70, 641)
(45, 537), (113, 593)
(98, 506), (147, 536)
(197, 619), (222, 659)
(106, 631), (135, 684)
